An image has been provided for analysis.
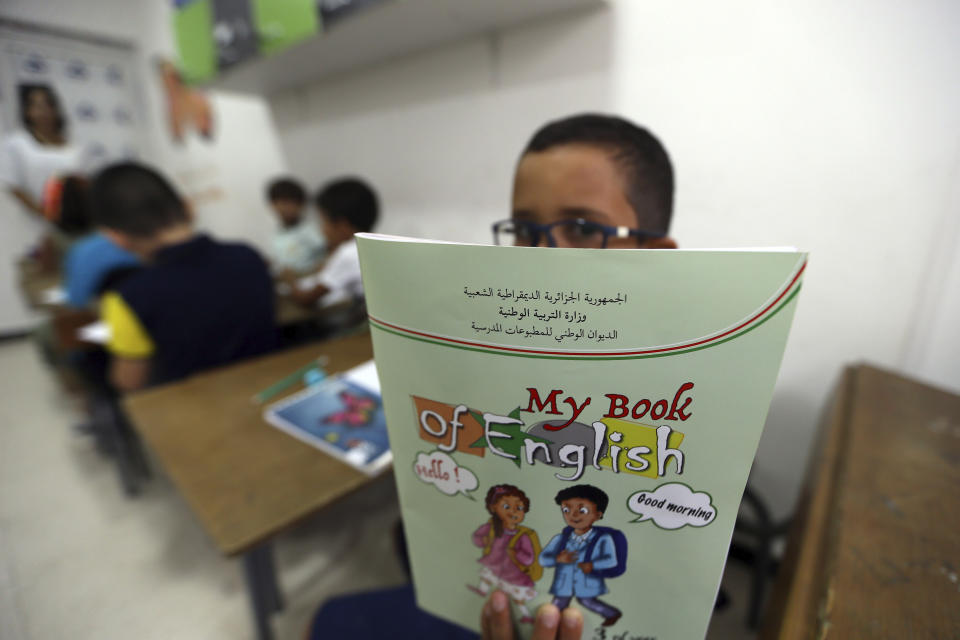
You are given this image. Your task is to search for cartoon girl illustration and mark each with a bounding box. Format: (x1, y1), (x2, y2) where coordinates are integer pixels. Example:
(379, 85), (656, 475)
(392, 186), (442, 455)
(468, 484), (543, 623)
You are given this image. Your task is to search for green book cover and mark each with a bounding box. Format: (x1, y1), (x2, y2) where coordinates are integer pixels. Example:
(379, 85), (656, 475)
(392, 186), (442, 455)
(357, 234), (805, 639)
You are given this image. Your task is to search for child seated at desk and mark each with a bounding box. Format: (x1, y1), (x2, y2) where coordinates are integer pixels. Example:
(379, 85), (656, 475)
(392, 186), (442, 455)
(266, 176), (325, 276)
(47, 176), (141, 309)
(30, 176), (137, 382)
(64, 231), (140, 308)
(291, 177), (378, 311)
(91, 162), (278, 391)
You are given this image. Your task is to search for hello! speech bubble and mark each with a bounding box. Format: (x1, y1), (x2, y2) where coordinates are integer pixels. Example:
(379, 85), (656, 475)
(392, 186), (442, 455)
(414, 450), (479, 499)
(627, 483), (717, 530)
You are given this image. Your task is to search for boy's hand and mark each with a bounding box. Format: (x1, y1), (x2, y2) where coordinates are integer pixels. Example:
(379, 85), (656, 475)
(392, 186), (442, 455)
(556, 550), (577, 564)
(578, 562), (593, 574)
(482, 591), (583, 640)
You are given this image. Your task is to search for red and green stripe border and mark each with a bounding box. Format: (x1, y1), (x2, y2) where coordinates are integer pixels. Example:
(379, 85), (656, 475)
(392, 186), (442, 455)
(369, 259), (805, 361)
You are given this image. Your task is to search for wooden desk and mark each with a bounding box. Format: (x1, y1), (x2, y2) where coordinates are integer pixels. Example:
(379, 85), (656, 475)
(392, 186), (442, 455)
(275, 294), (318, 327)
(125, 332), (377, 640)
(761, 364), (960, 639)
(20, 255), (317, 328)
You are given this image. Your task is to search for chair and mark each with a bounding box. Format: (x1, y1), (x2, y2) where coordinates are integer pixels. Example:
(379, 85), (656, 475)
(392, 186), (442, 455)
(307, 584), (478, 640)
(731, 485), (792, 628)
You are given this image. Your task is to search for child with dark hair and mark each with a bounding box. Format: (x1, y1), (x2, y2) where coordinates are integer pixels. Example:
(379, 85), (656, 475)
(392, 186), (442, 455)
(293, 177), (379, 309)
(493, 113), (678, 251)
(44, 175), (141, 308)
(266, 176), (325, 275)
(483, 114), (671, 639)
(91, 161), (277, 391)
(540, 484), (624, 627)
(469, 484), (542, 624)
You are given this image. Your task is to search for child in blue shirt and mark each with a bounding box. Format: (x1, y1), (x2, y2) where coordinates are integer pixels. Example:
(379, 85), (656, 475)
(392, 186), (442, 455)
(64, 232), (139, 308)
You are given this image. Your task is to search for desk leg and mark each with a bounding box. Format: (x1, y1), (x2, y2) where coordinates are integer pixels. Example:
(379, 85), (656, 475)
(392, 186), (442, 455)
(243, 543), (283, 640)
(257, 541), (284, 612)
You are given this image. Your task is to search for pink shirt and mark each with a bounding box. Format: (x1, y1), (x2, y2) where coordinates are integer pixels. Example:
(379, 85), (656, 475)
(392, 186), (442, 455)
(472, 522), (535, 587)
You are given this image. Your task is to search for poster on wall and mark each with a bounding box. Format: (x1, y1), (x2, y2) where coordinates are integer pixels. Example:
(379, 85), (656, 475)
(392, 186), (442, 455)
(0, 24), (145, 172)
(158, 59), (214, 143)
(211, 0), (259, 71)
(252, 0), (319, 56)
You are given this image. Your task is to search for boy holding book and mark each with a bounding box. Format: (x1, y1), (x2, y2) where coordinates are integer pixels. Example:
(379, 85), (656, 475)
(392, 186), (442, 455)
(481, 114), (676, 640)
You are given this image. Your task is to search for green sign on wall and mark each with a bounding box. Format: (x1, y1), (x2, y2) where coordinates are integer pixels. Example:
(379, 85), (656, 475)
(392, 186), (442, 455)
(252, 0), (320, 57)
(173, 0), (217, 83)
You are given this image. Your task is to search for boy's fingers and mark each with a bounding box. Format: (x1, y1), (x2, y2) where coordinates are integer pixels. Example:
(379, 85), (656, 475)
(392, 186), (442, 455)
(558, 607), (584, 640)
(481, 590), (513, 640)
(481, 600), (493, 639)
(530, 603), (561, 640)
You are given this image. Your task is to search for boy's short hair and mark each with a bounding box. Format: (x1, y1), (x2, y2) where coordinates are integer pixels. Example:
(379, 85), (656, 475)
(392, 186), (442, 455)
(522, 113), (674, 233)
(89, 162), (188, 237)
(554, 484), (609, 513)
(266, 177), (307, 204)
(316, 178), (378, 233)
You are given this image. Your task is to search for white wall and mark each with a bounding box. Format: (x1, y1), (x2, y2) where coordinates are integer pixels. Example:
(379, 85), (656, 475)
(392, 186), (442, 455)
(610, 0), (960, 513)
(0, 0), (286, 333)
(900, 151), (960, 393)
(270, 0), (960, 519)
(270, 6), (614, 243)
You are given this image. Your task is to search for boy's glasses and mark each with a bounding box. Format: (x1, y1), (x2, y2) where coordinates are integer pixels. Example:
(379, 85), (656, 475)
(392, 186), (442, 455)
(492, 218), (664, 249)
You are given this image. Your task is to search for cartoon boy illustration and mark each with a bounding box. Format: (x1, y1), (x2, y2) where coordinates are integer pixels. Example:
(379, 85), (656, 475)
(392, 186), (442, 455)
(468, 484), (543, 623)
(540, 484), (626, 627)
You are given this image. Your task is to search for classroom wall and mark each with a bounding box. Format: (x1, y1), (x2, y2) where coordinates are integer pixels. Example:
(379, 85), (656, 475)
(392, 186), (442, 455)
(612, 0), (960, 515)
(270, 0), (960, 519)
(269, 6), (615, 243)
(0, 0), (286, 332)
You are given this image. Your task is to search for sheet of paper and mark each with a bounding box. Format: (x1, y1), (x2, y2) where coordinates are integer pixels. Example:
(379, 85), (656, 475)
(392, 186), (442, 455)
(40, 287), (67, 305)
(342, 359), (380, 393)
(356, 234), (806, 639)
(77, 321), (111, 344)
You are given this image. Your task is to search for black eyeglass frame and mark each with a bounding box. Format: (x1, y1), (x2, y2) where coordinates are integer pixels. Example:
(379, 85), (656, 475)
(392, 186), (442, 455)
(492, 218), (665, 249)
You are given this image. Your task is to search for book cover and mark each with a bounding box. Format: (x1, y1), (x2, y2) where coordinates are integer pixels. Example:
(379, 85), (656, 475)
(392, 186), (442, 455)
(357, 234), (805, 639)
(263, 361), (391, 474)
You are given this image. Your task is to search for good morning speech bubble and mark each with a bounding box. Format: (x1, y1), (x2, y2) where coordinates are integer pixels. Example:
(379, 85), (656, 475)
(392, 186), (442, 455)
(414, 450), (478, 499)
(627, 483), (717, 530)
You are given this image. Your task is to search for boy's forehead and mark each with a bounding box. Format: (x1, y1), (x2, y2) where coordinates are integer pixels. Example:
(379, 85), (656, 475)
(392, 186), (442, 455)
(561, 497), (594, 508)
(512, 144), (636, 228)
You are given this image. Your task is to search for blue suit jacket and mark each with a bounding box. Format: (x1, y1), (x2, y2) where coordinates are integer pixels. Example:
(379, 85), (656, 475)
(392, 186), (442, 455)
(539, 528), (618, 597)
